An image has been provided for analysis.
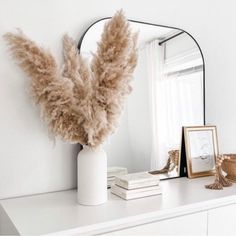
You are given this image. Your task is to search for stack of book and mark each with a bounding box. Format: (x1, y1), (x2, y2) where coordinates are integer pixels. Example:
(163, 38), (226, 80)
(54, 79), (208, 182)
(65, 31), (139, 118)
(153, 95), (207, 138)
(107, 167), (128, 188)
(111, 172), (161, 200)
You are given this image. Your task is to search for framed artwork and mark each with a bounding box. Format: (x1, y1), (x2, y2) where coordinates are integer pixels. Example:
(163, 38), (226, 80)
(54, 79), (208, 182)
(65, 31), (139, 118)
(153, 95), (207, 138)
(184, 126), (218, 178)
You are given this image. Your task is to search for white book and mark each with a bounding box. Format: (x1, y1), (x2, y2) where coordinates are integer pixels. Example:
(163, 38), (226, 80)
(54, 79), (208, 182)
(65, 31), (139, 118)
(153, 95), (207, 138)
(115, 172), (160, 190)
(111, 184), (162, 200)
(107, 176), (115, 180)
(107, 167), (128, 178)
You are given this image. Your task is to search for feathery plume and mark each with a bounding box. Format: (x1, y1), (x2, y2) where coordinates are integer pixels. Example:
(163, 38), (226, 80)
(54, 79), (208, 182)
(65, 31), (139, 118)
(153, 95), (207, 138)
(90, 10), (138, 146)
(4, 10), (138, 147)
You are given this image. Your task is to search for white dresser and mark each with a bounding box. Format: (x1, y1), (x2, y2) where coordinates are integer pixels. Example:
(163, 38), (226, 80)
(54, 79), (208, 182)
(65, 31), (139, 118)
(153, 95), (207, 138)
(1, 177), (236, 236)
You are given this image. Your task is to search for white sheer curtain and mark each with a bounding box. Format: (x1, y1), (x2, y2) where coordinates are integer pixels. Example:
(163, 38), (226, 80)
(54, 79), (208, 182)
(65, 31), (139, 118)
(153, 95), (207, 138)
(145, 40), (204, 170)
(145, 40), (164, 169)
(157, 71), (204, 168)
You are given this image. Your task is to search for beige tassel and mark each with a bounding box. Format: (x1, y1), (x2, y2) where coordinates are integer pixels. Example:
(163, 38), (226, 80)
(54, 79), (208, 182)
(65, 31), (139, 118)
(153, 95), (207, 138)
(205, 155), (232, 190)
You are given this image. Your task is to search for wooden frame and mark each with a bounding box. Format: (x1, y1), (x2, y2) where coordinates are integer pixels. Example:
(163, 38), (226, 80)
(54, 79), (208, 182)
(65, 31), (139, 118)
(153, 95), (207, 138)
(184, 126), (218, 178)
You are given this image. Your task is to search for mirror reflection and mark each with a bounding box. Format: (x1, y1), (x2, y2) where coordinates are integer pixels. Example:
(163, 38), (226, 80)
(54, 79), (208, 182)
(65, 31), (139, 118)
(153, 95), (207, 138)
(79, 19), (204, 179)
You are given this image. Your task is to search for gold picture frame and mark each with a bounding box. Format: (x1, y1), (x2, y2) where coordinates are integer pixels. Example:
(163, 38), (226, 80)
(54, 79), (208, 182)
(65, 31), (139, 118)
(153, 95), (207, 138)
(184, 126), (219, 178)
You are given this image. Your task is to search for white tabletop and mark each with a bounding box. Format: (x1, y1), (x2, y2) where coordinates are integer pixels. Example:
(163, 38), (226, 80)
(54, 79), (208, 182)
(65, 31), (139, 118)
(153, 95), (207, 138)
(1, 176), (236, 235)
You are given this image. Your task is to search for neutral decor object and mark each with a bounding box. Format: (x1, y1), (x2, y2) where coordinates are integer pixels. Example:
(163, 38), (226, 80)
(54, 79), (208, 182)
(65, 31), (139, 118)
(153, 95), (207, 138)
(111, 184), (162, 200)
(221, 154), (236, 182)
(184, 126), (218, 178)
(205, 155), (232, 190)
(4, 10), (138, 205)
(77, 146), (107, 205)
(114, 172), (160, 189)
(112, 171), (161, 200)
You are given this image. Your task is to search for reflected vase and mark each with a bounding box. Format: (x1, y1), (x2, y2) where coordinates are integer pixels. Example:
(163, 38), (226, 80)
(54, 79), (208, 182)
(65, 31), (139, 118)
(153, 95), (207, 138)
(77, 145), (107, 205)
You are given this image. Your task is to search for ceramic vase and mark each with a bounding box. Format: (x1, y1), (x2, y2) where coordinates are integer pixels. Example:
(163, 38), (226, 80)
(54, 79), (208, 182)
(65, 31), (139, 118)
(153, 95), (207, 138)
(77, 145), (107, 205)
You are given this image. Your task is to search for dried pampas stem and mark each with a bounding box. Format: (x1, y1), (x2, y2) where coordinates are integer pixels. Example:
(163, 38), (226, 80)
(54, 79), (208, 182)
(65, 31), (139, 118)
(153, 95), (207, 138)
(90, 10), (138, 146)
(3, 10), (138, 147)
(3, 30), (87, 144)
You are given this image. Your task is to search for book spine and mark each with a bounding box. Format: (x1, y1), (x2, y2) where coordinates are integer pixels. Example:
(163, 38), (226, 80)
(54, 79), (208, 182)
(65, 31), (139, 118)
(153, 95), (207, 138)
(126, 186), (161, 194)
(115, 178), (128, 189)
(126, 189), (162, 200)
(111, 188), (127, 200)
(115, 179), (159, 190)
(127, 180), (160, 189)
(111, 185), (161, 195)
(111, 188), (162, 200)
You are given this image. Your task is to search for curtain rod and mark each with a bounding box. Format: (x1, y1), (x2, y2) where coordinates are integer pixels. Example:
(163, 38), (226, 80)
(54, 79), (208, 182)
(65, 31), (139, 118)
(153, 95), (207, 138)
(159, 32), (185, 46)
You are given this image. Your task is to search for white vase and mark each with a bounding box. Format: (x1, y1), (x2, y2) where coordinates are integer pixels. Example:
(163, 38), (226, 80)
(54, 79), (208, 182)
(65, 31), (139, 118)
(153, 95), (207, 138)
(77, 145), (107, 205)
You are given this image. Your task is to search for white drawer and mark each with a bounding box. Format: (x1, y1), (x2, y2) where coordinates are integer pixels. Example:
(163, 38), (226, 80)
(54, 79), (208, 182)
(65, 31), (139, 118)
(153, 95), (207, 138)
(208, 204), (236, 236)
(101, 211), (207, 236)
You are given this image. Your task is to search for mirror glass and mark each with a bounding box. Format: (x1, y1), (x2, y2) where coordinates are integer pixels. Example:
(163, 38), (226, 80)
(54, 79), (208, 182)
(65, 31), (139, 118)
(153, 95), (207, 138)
(79, 19), (205, 179)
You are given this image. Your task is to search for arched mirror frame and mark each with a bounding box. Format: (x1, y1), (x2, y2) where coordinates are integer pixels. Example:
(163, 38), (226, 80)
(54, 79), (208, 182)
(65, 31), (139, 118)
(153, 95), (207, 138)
(78, 18), (206, 179)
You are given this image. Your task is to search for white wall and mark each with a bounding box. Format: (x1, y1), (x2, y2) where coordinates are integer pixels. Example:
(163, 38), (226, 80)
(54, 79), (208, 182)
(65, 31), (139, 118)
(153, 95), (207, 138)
(0, 0), (235, 199)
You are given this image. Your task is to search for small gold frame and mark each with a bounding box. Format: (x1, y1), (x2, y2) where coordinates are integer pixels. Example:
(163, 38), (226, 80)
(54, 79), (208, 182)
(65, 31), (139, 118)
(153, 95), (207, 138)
(184, 126), (219, 178)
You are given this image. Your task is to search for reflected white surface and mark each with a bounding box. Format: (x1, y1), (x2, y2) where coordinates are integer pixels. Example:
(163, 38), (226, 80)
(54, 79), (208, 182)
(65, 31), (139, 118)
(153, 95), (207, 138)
(80, 19), (204, 179)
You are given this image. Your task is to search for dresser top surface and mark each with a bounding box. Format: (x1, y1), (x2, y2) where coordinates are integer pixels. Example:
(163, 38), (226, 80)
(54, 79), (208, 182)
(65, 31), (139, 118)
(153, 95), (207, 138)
(1, 176), (236, 235)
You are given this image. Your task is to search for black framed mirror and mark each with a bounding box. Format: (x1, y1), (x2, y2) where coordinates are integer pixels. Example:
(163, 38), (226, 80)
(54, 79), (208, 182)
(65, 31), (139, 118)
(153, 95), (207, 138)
(78, 18), (205, 180)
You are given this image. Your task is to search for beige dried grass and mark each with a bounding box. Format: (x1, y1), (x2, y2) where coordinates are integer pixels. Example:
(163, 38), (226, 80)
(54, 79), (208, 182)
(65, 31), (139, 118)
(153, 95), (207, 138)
(3, 10), (138, 147)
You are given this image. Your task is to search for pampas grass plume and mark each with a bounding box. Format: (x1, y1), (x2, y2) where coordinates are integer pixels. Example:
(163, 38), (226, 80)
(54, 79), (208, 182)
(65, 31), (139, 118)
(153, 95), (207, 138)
(3, 10), (138, 147)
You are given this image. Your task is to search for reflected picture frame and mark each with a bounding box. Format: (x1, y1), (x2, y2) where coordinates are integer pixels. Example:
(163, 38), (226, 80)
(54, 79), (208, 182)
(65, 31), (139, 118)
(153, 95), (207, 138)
(184, 126), (218, 178)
